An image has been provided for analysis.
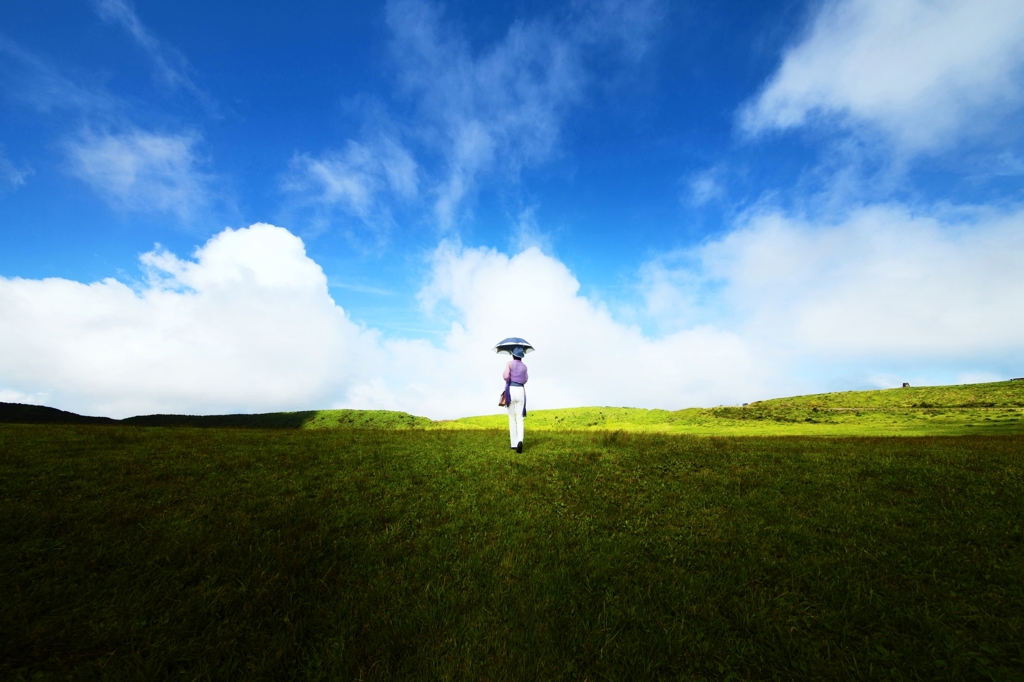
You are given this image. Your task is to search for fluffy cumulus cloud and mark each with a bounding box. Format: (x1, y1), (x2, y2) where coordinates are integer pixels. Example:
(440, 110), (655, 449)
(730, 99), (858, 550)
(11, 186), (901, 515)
(402, 243), (764, 413)
(2, 213), (1022, 419)
(644, 204), (1024, 379)
(741, 0), (1024, 150)
(65, 128), (210, 219)
(0, 225), (374, 417)
(0, 223), (766, 419)
(706, 206), (1024, 357)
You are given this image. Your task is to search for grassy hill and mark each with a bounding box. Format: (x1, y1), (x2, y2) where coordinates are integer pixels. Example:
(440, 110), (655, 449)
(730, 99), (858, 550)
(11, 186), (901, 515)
(0, 404), (432, 430)
(0, 402), (115, 425)
(450, 380), (1024, 435)
(118, 409), (432, 430)
(4, 379), (1024, 435)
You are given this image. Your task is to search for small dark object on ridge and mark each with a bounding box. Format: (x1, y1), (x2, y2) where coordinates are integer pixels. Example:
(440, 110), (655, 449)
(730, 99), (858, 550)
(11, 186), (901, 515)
(742, 403), (749, 406)
(1012, 377), (1024, 381)
(902, 382), (910, 388)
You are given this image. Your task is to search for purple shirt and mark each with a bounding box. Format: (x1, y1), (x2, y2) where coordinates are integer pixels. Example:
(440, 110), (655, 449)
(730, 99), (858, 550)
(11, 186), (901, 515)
(503, 359), (528, 384)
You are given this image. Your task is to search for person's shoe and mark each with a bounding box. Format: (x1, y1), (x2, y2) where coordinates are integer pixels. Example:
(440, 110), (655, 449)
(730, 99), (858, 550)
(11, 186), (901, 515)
(516, 441), (523, 453)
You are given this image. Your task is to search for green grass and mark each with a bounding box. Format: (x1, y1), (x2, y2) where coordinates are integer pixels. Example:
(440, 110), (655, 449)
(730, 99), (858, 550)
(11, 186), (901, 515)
(2, 424), (1022, 680)
(450, 380), (1024, 435)
(6, 380), (1024, 436)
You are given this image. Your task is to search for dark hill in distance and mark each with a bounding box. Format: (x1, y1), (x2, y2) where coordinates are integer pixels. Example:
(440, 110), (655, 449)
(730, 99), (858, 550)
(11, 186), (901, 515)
(0, 402), (115, 425)
(118, 410), (432, 429)
(121, 412), (317, 429)
(0, 403), (431, 430)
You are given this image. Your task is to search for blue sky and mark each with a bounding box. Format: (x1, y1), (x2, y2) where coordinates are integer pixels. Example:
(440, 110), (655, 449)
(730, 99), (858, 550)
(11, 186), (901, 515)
(2, 0), (1024, 418)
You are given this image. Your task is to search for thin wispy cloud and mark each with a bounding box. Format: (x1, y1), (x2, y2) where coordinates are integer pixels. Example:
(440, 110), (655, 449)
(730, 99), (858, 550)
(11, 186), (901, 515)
(686, 166), (725, 206)
(386, 0), (582, 228)
(0, 37), (212, 219)
(384, 0), (660, 229)
(94, 0), (216, 111)
(573, 0), (663, 62)
(328, 281), (396, 296)
(508, 206), (554, 254)
(0, 37), (119, 114)
(0, 147), (31, 190)
(283, 136), (418, 239)
(65, 128), (211, 220)
(287, 0), (659, 235)
(741, 0), (1024, 151)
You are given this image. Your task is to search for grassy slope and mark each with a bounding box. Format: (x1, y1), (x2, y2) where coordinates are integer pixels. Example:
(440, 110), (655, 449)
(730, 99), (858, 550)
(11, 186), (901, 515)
(118, 410), (432, 430)
(2, 425), (1022, 680)
(301, 409), (433, 430)
(0, 402), (115, 425)
(450, 380), (1024, 435)
(4, 380), (1024, 435)
(0, 407), (431, 431)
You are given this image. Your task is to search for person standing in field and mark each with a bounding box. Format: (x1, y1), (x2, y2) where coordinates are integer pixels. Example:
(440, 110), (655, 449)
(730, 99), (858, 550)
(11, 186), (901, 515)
(504, 346), (528, 453)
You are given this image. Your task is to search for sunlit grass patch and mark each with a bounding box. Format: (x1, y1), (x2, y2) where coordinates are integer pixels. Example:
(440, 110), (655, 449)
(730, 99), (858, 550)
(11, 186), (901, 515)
(451, 380), (1024, 435)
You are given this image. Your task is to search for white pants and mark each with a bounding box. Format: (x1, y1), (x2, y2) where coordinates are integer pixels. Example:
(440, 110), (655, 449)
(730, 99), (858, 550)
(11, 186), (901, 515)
(507, 385), (525, 447)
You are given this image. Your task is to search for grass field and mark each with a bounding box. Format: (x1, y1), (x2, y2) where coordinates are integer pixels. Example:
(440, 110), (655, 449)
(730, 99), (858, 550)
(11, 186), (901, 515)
(2, 423), (1022, 680)
(448, 380), (1024, 435)
(5, 380), (1024, 437)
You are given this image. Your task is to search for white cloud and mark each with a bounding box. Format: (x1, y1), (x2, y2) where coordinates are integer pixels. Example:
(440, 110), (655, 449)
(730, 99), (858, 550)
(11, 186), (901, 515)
(741, 0), (1024, 150)
(384, 0), (659, 229)
(387, 0), (583, 228)
(284, 0), (660, 234)
(283, 137), (418, 233)
(0, 224), (375, 418)
(5, 208), (1019, 421)
(0, 223), (765, 419)
(0, 388), (49, 405)
(508, 206), (554, 253)
(647, 204), (1024, 363)
(406, 242), (764, 413)
(65, 128), (209, 219)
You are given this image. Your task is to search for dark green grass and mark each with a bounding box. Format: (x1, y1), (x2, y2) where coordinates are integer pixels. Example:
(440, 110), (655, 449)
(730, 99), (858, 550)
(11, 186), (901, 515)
(0, 402), (116, 425)
(2, 425), (1022, 680)
(0, 404), (434, 430)
(119, 409), (431, 430)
